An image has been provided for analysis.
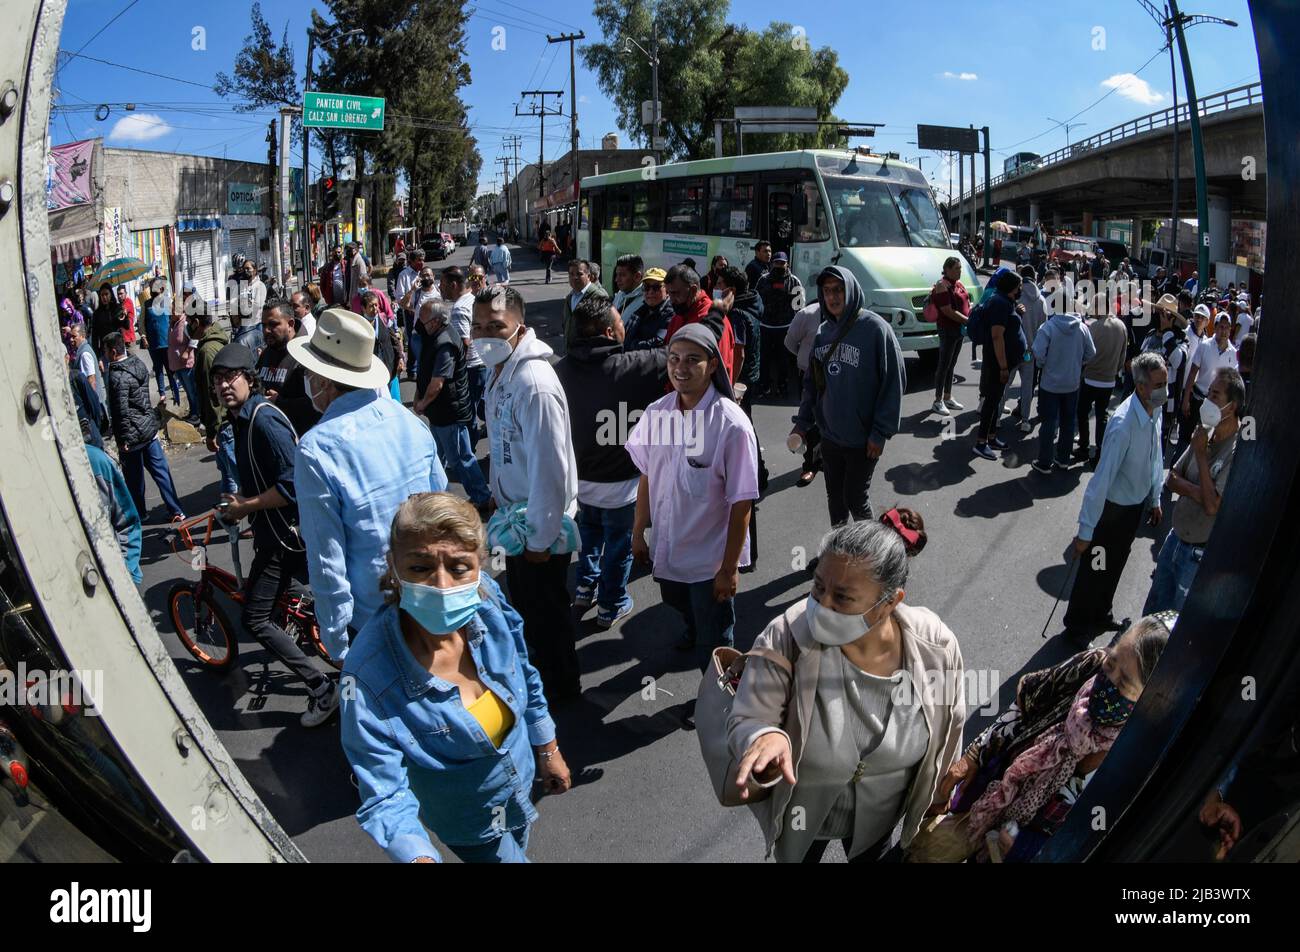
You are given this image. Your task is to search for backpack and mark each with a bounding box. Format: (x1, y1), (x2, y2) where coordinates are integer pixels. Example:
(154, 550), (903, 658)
(966, 299), (992, 347)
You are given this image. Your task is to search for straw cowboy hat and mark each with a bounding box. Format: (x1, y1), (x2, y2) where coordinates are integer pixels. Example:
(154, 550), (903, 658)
(287, 306), (390, 389)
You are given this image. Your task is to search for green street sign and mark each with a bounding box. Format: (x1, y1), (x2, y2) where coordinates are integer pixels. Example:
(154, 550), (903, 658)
(303, 91), (386, 131)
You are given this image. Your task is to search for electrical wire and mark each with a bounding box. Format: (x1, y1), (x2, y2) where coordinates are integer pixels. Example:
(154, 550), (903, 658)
(64, 0), (142, 61)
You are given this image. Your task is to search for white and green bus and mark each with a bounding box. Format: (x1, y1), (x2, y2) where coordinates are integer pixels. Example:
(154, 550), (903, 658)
(576, 149), (982, 360)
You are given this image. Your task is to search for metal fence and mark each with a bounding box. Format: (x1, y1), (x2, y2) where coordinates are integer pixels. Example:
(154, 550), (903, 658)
(961, 82), (1263, 203)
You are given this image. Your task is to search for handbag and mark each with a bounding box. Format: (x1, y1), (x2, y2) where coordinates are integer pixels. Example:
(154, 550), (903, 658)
(904, 812), (978, 863)
(921, 280), (943, 323)
(696, 640), (798, 808)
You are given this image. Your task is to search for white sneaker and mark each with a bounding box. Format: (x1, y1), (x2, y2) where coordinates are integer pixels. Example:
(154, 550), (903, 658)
(301, 682), (339, 728)
(944, 398), (964, 411)
(1018, 420), (1033, 433)
(931, 400), (949, 416)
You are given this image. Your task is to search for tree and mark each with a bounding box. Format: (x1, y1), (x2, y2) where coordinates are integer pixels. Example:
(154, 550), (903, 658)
(214, 3), (300, 141)
(582, 0), (849, 160)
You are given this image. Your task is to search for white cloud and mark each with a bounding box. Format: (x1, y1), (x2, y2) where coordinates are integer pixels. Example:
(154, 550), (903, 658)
(107, 112), (173, 143)
(1101, 73), (1165, 106)
(941, 71), (978, 81)
(578, 94), (590, 103)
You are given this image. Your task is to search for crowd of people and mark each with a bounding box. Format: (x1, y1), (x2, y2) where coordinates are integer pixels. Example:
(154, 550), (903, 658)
(57, 229), (1258, 864)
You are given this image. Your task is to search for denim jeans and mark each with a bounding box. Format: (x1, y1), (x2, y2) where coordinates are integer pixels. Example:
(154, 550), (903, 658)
(1076, 382), (1113, 452)
(216, 421), (239, 494)
(1143, 530), (1204, 614)
(659, 578), (735, 648)
(1000, 357), (1035, 417)
(120, 436), (185, 520)
(820, 440), (878, 526)
(575, 501), (635, 614)
(447, 824), (530, 863)
(149, 348), (177, 402)
(431, 422), (491, 506)
(174, 367), (198, 419)
(467, 365), (487, 429)
(1036, 388), (1079, 466)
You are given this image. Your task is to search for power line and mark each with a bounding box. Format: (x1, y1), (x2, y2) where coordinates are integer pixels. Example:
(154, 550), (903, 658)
(56, 51), (216, 91)
(486, 0), (571, 29)
(65, 0), (142, 61)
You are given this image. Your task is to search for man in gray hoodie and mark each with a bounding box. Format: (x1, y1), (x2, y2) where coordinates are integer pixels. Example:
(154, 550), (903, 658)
(1005, 265), (1050, 431)
(1030, 303), (1096, 474)
(792, 266), (904, 526)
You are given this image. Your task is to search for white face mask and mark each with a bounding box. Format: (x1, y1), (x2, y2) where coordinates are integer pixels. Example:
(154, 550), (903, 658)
(1200, 398), (1223, 429)
(805, 592), (890, 646)
(477, 325), (522, 366)
(304, 373), (326, 412)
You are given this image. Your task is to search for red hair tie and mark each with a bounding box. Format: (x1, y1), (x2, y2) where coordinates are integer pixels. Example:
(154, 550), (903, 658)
(882, 508), (919, 547)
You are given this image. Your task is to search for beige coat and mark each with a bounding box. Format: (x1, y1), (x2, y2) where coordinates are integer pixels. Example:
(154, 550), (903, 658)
(728, 599), (966, 858)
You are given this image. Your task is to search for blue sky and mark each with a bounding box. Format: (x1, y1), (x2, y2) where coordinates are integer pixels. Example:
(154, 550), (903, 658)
(52, 0), (1261, 201)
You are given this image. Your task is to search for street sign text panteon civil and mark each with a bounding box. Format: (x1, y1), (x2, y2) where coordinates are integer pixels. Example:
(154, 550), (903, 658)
(303, 91), (386, 132)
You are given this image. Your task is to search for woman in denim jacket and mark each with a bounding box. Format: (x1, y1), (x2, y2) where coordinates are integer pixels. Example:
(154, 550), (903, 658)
(341, 492), (572, 863)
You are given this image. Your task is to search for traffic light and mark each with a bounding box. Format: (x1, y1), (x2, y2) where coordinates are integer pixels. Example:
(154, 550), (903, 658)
(322, 176), (339, 220)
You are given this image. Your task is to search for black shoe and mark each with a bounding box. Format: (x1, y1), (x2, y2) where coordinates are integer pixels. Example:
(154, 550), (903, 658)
(988, 436), (1009, 451)
(1030, 460), (1053, 475)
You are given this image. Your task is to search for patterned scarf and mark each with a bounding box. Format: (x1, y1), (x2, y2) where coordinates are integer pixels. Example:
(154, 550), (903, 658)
(967, 674), (1122, 843)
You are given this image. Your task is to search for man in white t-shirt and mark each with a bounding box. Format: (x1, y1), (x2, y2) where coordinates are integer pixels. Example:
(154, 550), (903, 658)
(1231, 298), (1254, 347)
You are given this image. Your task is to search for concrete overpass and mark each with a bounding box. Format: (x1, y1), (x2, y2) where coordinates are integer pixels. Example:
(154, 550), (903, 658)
(948, 83), (1264, 262)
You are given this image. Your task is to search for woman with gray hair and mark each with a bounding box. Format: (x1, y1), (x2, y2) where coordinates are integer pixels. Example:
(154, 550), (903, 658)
(727, 507), (966, 862)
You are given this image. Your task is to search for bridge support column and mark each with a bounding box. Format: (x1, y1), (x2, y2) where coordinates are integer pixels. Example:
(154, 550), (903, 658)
(1082, 211), (1094, 236)
(1052, 211), (1064, 229)
(1029, 202), (1041, 226)
(1208, 194), (1231, 266)
(1131, 218), (1143, 260)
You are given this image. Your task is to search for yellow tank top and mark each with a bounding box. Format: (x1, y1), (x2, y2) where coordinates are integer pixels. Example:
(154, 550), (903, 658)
(466, 689), (515, 748)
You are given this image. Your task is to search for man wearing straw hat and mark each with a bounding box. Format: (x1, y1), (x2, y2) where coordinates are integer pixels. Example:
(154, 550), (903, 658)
(291, 307), (448, 662)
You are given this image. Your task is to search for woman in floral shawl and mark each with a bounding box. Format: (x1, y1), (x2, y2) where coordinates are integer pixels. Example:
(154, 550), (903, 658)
(917, 612), (1174, 862)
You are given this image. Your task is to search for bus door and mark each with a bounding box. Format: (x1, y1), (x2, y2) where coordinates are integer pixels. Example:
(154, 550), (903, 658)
(763, 172), (832, 288)
(764, 183), (797, 257)
(580, 190), (600, 268)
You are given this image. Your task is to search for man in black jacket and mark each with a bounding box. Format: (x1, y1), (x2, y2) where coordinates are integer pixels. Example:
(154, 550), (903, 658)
(413, 299), (491, 509)
(555, 295), (668, 628)
(623, 267), (674, 350)
(256, 299), (322, 436)
(103, 332), (185, 522)
(754, 252), (804, 397)
(211, 343), (338, 727)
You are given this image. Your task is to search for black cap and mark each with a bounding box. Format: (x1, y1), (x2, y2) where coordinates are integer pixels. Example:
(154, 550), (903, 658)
(211, 343), (256, 374)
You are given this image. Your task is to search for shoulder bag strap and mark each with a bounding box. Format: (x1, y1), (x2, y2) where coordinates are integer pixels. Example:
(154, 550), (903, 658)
(247, 401), (306, 553)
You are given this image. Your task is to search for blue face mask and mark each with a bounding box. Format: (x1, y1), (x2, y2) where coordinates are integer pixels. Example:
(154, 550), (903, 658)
(399, 577), (481, 634)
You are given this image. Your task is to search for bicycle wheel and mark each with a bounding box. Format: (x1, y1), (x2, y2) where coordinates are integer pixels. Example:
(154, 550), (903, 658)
(168, 582), (239, 672)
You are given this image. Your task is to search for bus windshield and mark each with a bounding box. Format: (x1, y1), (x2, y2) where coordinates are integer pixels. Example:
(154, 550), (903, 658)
(822, 176), (949, 250)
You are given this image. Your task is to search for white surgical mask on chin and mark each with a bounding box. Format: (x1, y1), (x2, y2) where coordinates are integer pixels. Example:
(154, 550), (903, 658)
(477, 325), (522, 366)
(805, 592), (890, 646)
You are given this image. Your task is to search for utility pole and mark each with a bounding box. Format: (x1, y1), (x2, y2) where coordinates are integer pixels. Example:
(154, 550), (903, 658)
(516, 90), (564, 201)
(548, 32), (585, 209)
(498, 155), (513, 235)
(277, 106), (296, 288)
(504, 133), (523, 239)
(1168, 6), (1180, 264)
(981, 126), (992, 269)
(267, 119), (279, 285)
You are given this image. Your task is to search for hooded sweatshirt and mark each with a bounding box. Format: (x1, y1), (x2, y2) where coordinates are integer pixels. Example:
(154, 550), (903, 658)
(1019, 280), (1050, 356)
(1032, 312), (1096, 394)
(485, 329), (579, 552)
(794, 266), (905, 449)
(613, 284), (644, 322)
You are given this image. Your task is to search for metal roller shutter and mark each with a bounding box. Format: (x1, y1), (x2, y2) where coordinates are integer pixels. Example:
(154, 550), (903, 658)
(229, 228), (257, 268)
(179, 232), (215, 302)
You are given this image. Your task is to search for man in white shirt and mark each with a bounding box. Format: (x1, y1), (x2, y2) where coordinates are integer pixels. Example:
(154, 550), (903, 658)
(393, 248), (426, 378)
(440, 266), (486, 437)
(1231, 298), (1254, 347)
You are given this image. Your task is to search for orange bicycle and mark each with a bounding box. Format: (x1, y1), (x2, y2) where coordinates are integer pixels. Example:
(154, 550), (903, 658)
(167, 509), (339, 672)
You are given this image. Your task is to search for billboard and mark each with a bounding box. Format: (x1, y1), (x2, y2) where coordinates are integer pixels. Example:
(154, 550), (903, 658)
(46, 139), (95, 209)
(916, 124), (981, 154)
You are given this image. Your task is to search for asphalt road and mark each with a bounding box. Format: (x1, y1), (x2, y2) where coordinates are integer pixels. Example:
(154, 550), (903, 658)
(133, 244), (1160, 862)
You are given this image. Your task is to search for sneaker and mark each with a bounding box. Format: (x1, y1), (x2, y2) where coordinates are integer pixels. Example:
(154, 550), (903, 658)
(988, 436), (1008, 451)
(572, 585), (595, 610)
(971, 359), (983, 369)
(1053, 457), (1072, 470)
(931, 399), (949, 416)
(1030, 460), (1053, 475)
(973, 443), (998, 461)
(596, 602), (632, 629)
(301, 682), (339, 728)
(944, 398), (965, 411)
(1018, 420), (1033, 434)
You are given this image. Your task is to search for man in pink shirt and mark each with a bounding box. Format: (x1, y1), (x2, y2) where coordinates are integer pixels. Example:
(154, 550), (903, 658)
(627, 322), (759, 651)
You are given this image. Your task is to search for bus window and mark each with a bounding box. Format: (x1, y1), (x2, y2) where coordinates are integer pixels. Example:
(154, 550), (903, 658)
(604, 185), (633, 230)
(707, 175), (755, 237)
(798, 178), (830, 243)
(892, 186), (950, 250)
(665, 180), (705, 233)
(631, 182), (660, 231)
(822, 176), (909, 248)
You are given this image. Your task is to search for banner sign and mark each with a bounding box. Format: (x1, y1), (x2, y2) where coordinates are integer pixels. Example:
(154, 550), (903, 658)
(46, 139), (95, 210)
(101, 206), (123, 258)
(227, 182), (263, 215)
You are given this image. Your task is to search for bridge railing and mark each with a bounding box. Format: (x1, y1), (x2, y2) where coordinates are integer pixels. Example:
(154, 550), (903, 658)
(959, 82), (1262, 203)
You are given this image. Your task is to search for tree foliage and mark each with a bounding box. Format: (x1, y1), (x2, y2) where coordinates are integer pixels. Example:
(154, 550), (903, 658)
(582, 0), (849, 160)
(216, 0), (479, 245)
